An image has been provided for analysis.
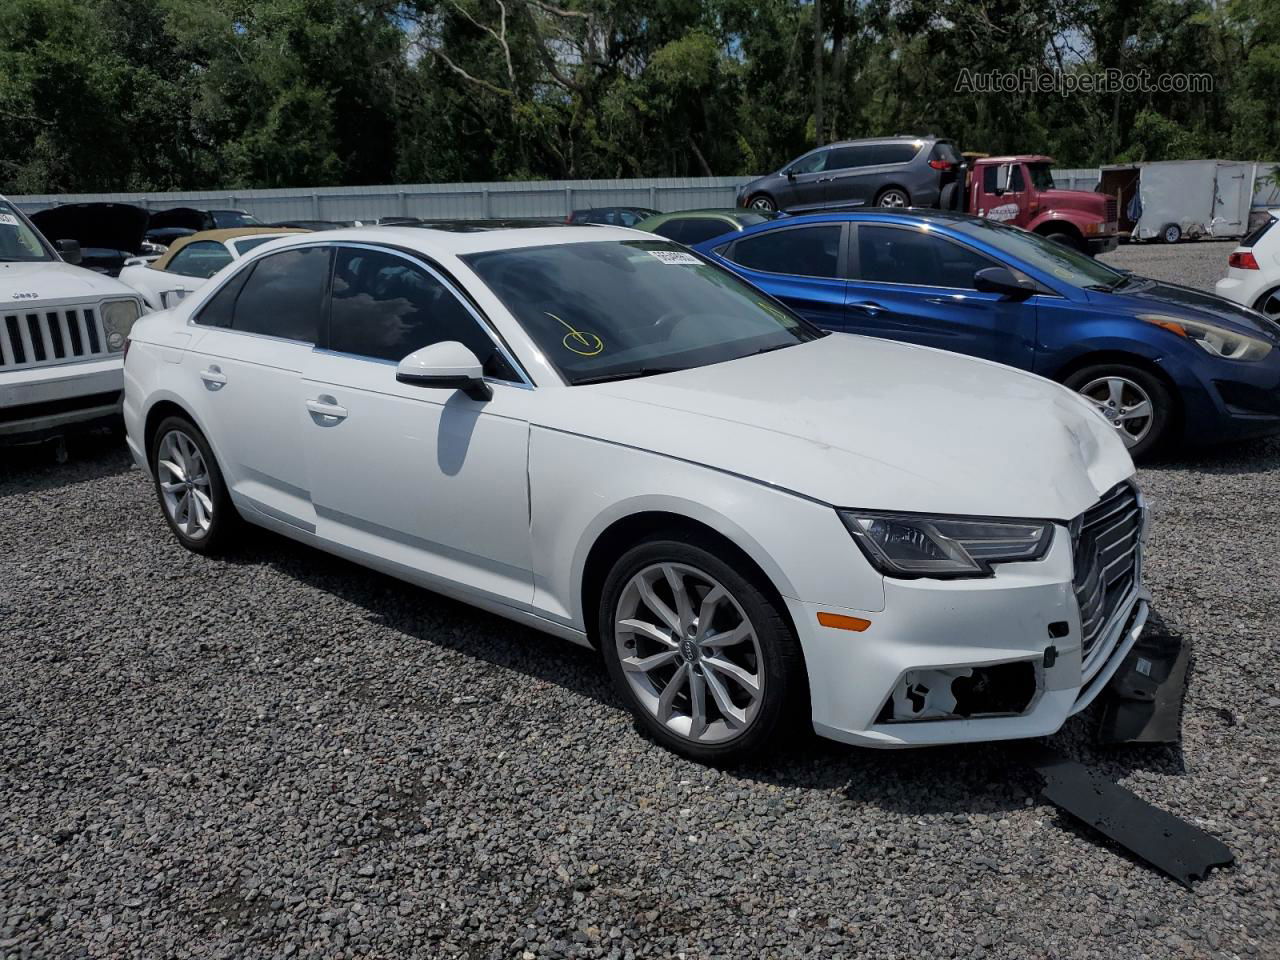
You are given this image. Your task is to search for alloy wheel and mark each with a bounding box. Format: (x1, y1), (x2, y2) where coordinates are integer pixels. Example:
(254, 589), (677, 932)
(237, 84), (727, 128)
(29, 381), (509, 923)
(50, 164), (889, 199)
(157, 429), (214, 540)
(749, 196), (775, 212)
(1257, 290), (1280, 320)
(1078, 376), (1154, 450)
(877, 189), (908, 208)
(614, 563), (764, 744)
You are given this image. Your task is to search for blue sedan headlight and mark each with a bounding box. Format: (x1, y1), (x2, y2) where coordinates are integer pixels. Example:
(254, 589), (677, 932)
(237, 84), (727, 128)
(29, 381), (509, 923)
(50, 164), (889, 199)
(1139, 313), (1273, 361)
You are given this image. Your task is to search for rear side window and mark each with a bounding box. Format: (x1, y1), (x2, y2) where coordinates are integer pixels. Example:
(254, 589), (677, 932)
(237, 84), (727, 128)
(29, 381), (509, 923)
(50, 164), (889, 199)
(166, 241), (232, 279)
(827, 145), (874, 170)
(1242, 216), (1275, 248)
(195, 268), (252, 329)
(728, 225), (842, 278)
(226, 247), (329, 342)
(870, 143), (921, 165)
(676, 219), (736, 245)
(328, 247), (516, 379)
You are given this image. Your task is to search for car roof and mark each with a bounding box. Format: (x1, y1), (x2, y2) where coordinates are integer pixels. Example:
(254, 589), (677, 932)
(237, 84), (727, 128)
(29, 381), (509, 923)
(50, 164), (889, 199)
(150, 227), (307, 270)
(639, 209), (749, 225)
(236, 224), (647, 260)
(978, 155), (1056, 164)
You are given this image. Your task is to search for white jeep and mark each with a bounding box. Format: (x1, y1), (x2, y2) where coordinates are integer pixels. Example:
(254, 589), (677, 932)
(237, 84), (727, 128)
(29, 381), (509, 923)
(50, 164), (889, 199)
(0, 196), (144, 452)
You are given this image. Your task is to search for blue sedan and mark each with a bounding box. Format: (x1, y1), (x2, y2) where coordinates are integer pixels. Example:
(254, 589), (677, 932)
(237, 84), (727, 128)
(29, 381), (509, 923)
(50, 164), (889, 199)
(693, 211), (1280, 459)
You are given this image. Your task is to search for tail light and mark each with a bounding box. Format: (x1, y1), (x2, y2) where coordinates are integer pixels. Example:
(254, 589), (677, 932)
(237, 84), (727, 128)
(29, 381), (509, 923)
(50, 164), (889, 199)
(1228, 250), (1259, 270)
(928, 160), (953, 170)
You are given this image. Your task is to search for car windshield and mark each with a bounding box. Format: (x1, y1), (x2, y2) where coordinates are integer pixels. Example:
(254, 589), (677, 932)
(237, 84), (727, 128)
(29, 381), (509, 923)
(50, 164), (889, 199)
(949, 217), (1123, 288)
(1027, 164), (1056, 191)
(0, 201), (53, 262)
(463, 239), (822, 384)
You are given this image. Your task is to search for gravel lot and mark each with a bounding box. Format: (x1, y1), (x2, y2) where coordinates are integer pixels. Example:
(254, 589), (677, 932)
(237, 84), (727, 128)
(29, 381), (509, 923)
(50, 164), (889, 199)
(2, 241), (1277, 960)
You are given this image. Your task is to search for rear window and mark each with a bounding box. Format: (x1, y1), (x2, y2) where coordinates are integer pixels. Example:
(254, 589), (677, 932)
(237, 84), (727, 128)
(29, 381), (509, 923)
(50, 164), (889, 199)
(930, 141), (961, 164)
(1242, 216), (1276, 248)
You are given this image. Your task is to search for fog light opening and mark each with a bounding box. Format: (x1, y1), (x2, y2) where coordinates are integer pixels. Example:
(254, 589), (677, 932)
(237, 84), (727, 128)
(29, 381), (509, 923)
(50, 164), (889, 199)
(878, 661), (1038, 723)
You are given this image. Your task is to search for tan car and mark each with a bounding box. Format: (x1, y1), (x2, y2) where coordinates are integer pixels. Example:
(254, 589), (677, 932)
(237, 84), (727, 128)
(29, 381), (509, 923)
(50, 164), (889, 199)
(118, 227), (306, 311)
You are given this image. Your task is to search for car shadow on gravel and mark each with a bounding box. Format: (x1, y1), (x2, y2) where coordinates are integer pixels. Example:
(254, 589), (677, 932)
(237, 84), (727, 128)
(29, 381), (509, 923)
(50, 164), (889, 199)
(1143, 435), (1280, 474)
(0, 428), (133, 498)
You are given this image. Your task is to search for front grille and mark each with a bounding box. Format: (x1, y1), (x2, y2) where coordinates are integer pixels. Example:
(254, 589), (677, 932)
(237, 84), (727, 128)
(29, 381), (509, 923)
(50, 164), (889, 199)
(1105, 197), (1117, 223)
(0, 307), (107, 370)
(1072, 481), (1142, 669)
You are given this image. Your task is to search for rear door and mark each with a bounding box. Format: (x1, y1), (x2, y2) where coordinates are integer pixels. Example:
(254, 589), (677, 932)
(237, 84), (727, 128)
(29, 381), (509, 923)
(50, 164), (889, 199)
(181, 245), (331, 530)
(842, 222), (1037, 370)
(718, 223), (847, 328)
(826, 142), (922, 208)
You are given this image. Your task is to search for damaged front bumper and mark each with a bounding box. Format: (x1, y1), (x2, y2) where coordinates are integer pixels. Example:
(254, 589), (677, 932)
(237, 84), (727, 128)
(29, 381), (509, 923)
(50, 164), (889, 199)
(792, 522), (1150, 748)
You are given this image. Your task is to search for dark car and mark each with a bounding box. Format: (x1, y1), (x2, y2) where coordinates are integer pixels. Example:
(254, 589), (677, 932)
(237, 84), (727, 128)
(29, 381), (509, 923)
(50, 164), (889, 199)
(267, 220), (349, 230)
(144, 207), (263, 247)
(694, 210), (1280, 459)
(565, 206), (660, 227)
(736, 136), (964, 214)
(29, 203), (150, 276)
(632, 208), (782, 245)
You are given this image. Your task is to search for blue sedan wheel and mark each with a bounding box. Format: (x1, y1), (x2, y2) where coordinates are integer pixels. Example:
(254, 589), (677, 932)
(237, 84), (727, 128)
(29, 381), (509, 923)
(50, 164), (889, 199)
(1065, 364), (1174, 461)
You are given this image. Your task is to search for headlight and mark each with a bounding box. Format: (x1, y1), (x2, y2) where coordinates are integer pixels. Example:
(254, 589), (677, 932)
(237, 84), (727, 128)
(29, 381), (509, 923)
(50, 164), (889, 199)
(1139, 313), (1273, 361)
(101, 299), (141, 352)
(838, 510), (1054, 578)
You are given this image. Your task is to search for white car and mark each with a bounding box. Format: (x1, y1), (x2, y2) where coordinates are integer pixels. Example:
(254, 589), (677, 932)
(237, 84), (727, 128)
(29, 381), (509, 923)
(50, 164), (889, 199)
(119, 227), (305, 311)
(1215, 209), (1280, 319)
(123, 226), (1148, 761)
(1, 195), (143, 447)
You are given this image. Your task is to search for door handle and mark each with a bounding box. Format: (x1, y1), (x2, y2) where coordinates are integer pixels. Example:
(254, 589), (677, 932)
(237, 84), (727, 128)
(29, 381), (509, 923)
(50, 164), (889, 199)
(849, 301), (884, 315)
(305, 396), (348, 422)
(925, 296), (983, 308)
(199, 365), (227, 387)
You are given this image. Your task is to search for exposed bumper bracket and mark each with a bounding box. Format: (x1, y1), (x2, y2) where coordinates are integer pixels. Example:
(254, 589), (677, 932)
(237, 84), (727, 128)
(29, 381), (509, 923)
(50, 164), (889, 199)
(1097, 624), (1191, 745)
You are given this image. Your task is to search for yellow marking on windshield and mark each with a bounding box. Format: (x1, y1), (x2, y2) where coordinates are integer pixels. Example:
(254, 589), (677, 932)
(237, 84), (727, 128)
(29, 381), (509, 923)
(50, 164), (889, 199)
(547, 312), (604, 357)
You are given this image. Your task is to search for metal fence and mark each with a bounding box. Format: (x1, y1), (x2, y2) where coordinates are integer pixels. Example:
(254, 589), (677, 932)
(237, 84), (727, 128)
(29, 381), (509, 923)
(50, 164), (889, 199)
(8, 165), (1276, 222)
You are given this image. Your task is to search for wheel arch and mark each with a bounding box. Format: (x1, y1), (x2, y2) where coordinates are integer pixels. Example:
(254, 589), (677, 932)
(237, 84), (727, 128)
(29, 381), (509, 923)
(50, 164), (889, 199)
(1253, 284), (1280, 314)
(1033, 219), (1085, 245)
(578, 508), (800, 650)
(142, 394), (218, 470)
(1050, 350), (1184, 430)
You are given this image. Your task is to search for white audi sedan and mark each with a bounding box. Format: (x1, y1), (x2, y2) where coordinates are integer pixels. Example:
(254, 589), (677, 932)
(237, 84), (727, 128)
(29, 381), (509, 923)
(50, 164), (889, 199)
(123, 226), (1148, 762)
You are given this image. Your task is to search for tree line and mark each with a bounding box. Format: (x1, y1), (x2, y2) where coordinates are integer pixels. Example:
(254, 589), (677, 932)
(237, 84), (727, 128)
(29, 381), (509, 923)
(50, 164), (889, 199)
(1, 0), (1276, 195)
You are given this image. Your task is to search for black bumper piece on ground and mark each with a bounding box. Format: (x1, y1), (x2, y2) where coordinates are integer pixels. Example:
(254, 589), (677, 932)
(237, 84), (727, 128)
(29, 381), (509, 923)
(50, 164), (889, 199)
(1026, 746), (1234, 888)
(1097, 628), (1191, 744)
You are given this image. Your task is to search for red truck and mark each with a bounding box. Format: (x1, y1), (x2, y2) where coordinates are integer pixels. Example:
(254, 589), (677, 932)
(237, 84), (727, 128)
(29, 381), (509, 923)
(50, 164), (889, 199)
(967, 155), (1119, 255)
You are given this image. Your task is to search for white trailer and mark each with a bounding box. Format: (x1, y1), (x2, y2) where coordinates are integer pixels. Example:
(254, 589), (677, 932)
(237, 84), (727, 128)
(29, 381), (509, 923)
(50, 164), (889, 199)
(1098, 160), (1258, 243)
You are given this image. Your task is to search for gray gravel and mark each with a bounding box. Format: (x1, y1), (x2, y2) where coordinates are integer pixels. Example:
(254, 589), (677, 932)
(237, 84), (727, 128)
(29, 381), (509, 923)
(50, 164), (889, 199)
(2, 243), (1278, 959)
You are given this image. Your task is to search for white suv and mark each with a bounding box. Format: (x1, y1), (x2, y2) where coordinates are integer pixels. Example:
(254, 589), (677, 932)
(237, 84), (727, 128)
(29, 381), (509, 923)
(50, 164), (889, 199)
(1215, 209), (1280, 320)
(0, 196), (144, 448)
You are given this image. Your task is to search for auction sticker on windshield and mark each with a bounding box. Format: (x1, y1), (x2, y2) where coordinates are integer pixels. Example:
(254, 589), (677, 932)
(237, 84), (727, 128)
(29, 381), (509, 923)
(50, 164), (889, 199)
(647, 250), (702, 265)
(0, 214), (19, 226)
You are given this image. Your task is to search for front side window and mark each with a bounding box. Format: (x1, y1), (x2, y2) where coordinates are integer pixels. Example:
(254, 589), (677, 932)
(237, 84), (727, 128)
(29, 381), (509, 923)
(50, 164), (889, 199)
(856, 225), (995, 289)
(328, 247), (516, 379)
(728, 225), (842, 278)
(0, 201), (52, 262)
(983, 164), (1026, 193)
(166, 241), (233, 279)
(230, 247), (329, 342)
(786, 150), (829, 175)
(463, 240), (821, 385)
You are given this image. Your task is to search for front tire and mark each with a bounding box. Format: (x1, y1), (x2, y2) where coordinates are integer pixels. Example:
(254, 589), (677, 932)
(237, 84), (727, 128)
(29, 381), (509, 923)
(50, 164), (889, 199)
(1044, 228), (1086, 253)
(150, 415), (240, 554)
(1063, 364), (1174, 461)
(746, 194), (776, 213)
(599, 535), (806, 763)
(1160, 222), (1182, 244)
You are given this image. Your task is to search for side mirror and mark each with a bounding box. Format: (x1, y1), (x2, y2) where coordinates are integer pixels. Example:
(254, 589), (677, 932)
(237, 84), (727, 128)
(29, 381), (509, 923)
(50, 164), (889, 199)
(994, 164), (1011, 195)
(785, 168), (796, 180)
(396, 341), (493, 401)
(55, 239), (82, 265)
(973, 266), (1036, 301)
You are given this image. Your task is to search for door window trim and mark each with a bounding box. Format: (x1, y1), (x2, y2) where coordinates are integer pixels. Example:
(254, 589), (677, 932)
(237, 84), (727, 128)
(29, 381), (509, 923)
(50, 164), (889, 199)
(322, 241), (533, 389)
(723, 222), (850, 281)
(847, 221), (1060, 296)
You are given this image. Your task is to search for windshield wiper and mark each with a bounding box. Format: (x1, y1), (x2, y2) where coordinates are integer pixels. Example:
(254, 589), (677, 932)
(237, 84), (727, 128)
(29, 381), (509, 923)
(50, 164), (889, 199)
(572, 367), (683, 385)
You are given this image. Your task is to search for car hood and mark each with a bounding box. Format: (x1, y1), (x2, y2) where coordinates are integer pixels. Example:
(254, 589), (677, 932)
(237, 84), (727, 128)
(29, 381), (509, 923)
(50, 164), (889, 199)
(1037, 188), (1108, 216)
(0, 259), (137, 303)
(30, 203), (149, 254)
(538, 334), (1133, 519)
(1093, 278), (1280, 341)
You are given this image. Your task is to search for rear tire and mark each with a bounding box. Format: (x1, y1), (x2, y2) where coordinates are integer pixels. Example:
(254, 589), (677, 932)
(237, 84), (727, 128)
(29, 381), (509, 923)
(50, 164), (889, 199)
(599, 534), (807, 764)
(150, 415), (240, 554)
(874, 187), (910, 209)
(1160, 222), (1182, 244)
(1252, 287), (1280, 320)
(1063, 363), (1175, 461)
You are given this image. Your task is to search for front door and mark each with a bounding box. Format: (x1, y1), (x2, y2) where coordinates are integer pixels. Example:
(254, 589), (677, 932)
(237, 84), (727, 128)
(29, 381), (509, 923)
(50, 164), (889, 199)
(300, 244), (535, 604)
(181, 245), (330, 530)
(842, 222), (1038, 370)
(976, 163), (1029, 228)
(781, 148), (833, 211)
